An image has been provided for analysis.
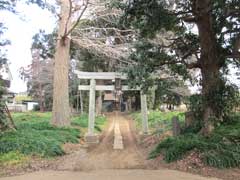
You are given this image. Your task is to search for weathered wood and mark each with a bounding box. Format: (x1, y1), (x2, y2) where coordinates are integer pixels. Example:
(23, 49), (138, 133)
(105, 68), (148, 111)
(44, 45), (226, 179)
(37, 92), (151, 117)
(4, 103), (16, 130)
(78, 85), (140, 91)
(140, 91), (148, 134)
(74, 70), (127, 80)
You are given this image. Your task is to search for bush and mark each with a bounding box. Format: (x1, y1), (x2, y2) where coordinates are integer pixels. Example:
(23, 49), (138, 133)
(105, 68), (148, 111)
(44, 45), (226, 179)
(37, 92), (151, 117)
(150, 115), (240, 168)
(33, 104), (40, 111)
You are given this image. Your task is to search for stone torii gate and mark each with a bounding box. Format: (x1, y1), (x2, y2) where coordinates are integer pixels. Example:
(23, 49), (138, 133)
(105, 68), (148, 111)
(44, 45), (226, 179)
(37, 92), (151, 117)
(74, 70), (148, 143)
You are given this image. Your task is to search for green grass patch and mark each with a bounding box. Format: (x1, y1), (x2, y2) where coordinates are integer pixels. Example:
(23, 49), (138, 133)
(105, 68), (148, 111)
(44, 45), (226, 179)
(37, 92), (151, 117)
(0, 112), (80, 157)
(12, 112), (52, 123)
(71, 114), (107, 132)
(0, 151), (28, 166)
(150, 114), (240, 168)
(132, 110), (185, 133)
(0, 121), (80, 157)
(0, 112), (106, 161)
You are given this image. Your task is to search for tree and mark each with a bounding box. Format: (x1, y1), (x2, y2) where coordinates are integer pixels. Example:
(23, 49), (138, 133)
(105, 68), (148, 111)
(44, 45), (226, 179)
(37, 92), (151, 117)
(69, 0), (136, 115)
(153, 79), (189, 110)
(0, 0), (49, 129)
(120, 0), (240, 135)
(51, 0), (89, 126)
(20, 30), (55, 111)
(0, 0), (14, 130)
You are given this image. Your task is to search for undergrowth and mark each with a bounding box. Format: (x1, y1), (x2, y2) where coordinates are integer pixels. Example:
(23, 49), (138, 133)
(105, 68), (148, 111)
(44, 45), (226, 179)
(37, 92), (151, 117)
(0, 112), (106, 166)
(132, 110), (185, 133)
(0, 151), (28, 166)
(0, 121), (80, 157)
(150, 114), (240, 168)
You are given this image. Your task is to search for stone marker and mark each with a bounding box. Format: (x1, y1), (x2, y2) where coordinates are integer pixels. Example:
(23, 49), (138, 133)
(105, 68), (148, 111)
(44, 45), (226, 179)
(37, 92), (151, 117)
(185, 111), (194, 128)
(172, 116), (181, 136)
(85, 79), (99, 144)
(140, 91), (149, 135)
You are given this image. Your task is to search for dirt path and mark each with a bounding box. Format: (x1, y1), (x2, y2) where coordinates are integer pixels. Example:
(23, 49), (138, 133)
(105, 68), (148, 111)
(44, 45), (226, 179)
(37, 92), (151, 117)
(0, 170), (219, 180)
(0, 112), (220, 180)
(56, 112), (146, 170)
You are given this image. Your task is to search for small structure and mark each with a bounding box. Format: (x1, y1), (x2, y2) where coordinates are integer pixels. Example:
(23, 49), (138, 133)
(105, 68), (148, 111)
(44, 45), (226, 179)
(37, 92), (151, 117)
(172, 116), (181, 136)
(22, 100), (39, 111)
(75, 71), (149, 144)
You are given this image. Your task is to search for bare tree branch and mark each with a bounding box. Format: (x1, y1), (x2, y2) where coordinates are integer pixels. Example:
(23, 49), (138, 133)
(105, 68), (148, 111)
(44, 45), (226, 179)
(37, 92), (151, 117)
(63, 0), (73, 36)
(65, 0), (89, 37)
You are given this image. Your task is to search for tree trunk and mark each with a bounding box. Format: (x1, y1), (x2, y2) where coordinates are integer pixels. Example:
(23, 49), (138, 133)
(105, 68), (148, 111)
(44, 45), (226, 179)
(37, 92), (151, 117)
(51, 0), (71, 127)
(39, 83), (44, 112)
(195, 0), (221, 135)
(76, 91), (79, 113)
(201, 66), (221, 135)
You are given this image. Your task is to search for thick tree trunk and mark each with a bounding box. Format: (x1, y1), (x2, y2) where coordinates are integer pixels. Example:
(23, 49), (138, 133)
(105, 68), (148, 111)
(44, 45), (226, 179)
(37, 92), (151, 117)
(201, 66), (221, 135)
(195, 0), (221, 135)
(51, 0), (71, 126)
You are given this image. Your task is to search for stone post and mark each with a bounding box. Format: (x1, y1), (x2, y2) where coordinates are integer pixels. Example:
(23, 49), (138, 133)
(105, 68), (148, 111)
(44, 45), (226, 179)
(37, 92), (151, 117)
(172, 116), (181, 136)
(140, 91), (149, 134)
(85, 79), (99, 143)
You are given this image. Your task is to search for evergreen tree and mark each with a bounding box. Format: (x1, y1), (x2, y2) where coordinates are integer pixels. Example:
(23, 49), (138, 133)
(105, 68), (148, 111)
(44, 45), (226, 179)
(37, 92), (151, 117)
(120, 0), (240, 135)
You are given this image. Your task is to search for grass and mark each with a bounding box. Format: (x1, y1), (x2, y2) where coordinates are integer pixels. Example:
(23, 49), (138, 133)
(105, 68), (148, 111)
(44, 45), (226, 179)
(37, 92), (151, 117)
(132, 110), (185, 134)
(0, 151), (28, 167)
(0, 111), (107, 166)
(71, 114), (107, 132)
(149, 113), (240, 168)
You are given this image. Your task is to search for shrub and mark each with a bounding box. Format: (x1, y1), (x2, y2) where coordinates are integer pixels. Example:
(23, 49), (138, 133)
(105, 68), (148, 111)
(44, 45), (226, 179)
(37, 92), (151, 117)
(33, 104), (40, 111)
(150, 115), (240, 168)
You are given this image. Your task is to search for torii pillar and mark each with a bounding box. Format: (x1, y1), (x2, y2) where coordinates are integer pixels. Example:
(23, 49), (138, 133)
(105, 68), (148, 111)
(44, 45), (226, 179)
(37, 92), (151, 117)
(140, 91), (149, 135)
(85, 79), (99, 143)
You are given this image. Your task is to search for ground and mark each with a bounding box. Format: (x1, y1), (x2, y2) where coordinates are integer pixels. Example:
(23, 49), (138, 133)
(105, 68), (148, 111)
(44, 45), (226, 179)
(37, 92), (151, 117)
(0, 170), (219, 180)
(0, 112), (239, 180)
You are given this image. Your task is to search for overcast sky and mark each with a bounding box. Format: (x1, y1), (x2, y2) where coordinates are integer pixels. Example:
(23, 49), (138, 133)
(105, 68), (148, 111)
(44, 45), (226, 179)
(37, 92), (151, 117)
(0, 2), (239, 94)
(0, 2), (56, 93)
